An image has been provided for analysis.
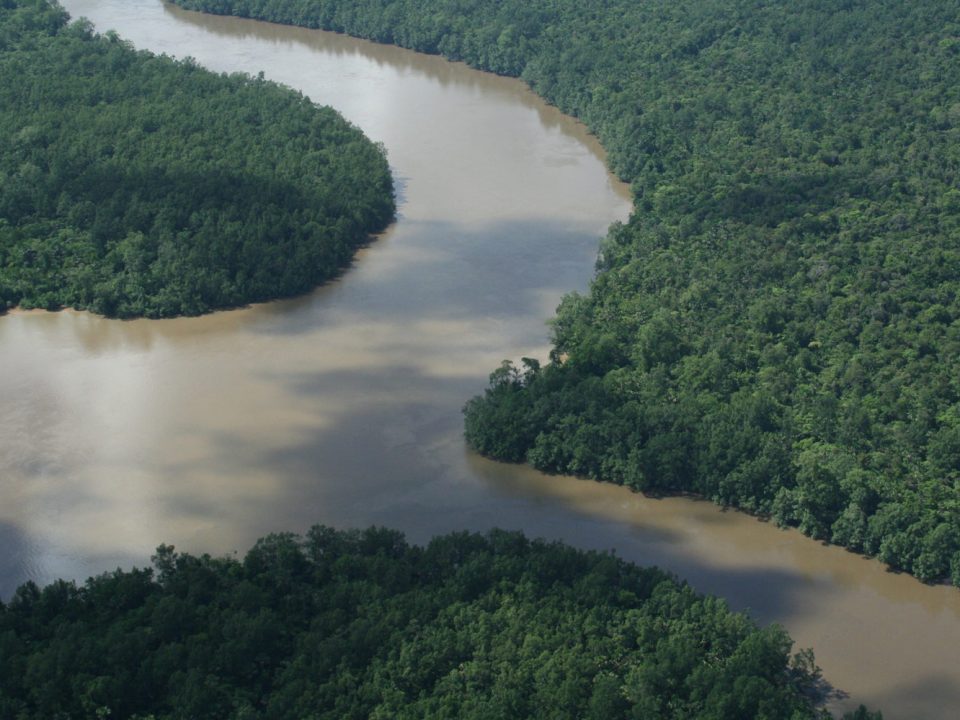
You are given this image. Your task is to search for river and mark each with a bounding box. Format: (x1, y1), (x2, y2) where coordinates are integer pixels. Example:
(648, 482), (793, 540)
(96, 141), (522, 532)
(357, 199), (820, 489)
(1, 2), (958, 717)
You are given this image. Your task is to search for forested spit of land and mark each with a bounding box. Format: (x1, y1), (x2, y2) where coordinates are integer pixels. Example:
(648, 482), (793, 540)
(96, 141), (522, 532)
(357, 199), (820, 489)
(0, 0), (394, 318)
(0, 526), (882, 719)
(171, 0), (960, 586)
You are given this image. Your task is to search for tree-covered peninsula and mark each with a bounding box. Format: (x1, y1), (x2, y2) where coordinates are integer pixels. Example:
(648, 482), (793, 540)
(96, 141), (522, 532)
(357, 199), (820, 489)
(0, 526), (880, 719)
(170, 0), (960, 586)
(0, 0), (394, 318)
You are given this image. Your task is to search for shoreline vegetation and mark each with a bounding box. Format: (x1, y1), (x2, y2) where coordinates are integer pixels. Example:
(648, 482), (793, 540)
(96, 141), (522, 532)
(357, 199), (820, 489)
(0, 0), (394, 318)
(169, 0), (960, 587)
(0, 526), (881, 719)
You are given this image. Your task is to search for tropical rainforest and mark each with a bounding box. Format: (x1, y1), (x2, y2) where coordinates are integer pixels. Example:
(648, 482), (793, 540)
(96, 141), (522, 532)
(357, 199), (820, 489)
(0, 0), (394, 318)
(0, 526), (883, 719)
(169, 0), (960, 586)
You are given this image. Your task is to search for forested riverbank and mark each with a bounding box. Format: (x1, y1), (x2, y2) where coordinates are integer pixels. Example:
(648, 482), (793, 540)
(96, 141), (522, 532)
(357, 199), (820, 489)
(0, 526), (881, 719)
(0, 0), (393, 318)
(171, 0), (960, 586)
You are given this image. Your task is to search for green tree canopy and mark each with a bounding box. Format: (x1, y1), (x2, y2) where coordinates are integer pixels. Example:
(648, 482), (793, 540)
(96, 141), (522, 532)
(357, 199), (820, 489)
(0, 0), (394, 317)
(0, 526), (880, 719)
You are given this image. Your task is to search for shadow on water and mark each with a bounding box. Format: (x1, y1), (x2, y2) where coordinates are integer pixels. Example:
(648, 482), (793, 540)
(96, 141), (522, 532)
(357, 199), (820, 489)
(0, 521), (145, 601)
(246, 217), (603, 338)
(0, 522), (38, 600)
(4, 215), (603, 355)
(152, 356), (836, 631)
(187, 441), (833, 633)
(865, 674), (960, 720)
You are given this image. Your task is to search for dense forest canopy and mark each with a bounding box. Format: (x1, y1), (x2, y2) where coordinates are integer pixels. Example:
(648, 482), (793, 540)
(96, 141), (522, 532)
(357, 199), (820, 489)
(0, 0), (394, 318)
(171, 0), (960, 586)
(0, 526), (880, 719)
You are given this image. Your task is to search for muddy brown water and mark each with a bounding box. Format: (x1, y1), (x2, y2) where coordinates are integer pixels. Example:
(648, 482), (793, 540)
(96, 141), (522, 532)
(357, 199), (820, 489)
(2, 2), (958, 716)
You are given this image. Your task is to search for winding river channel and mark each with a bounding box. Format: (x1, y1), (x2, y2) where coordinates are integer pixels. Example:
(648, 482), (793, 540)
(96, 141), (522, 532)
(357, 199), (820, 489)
(2, 1), (958, 716)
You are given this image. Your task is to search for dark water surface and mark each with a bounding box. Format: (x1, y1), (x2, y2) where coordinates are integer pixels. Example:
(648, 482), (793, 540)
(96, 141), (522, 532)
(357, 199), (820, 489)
(2, 2), (957, 716)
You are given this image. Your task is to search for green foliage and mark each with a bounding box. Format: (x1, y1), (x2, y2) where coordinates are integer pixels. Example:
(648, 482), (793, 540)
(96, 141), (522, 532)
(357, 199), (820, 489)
(0, 0), (394, 317)
(171, 0), (960, 585)
(0, 525), (869, 719)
